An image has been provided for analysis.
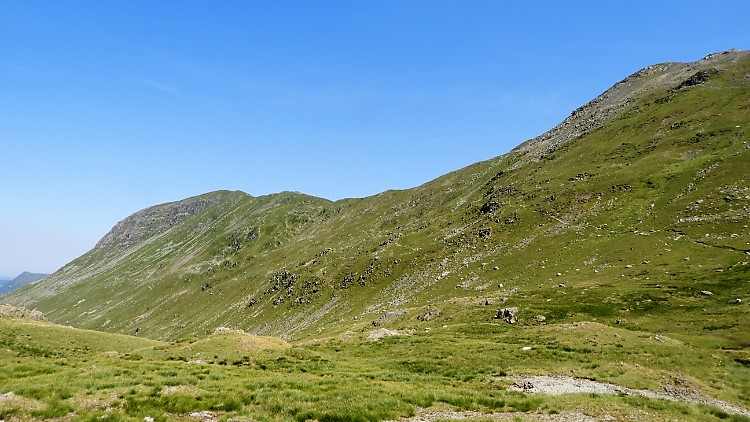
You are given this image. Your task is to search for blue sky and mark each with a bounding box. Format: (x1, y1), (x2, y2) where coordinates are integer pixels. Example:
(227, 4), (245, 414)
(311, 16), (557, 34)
(1, 1), (748, 276)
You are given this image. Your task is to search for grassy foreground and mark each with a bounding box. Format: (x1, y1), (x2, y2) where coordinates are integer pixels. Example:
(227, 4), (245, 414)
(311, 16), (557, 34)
(1, 304), (748, 422)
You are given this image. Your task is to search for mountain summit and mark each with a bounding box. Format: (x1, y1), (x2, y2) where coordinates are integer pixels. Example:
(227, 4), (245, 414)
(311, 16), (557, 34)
(5, 50), (749, 343)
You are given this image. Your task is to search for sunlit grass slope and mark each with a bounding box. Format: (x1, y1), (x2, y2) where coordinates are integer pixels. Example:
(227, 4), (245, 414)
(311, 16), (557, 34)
(1, 50), (749, 419)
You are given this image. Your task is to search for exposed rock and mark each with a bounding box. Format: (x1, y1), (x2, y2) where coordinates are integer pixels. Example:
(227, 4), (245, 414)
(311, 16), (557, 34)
(212, 326), (244, 334)
(96, 193), (239, 251)
(481, 299), (492, 306)
(189, 411), (216, 422)
(506, 374), (750, 418)
(677, 68), (719, 89)
(479, 200), (501, 214)
(367, 328), (401, 340)
(0, 305), (46, 321)
(371, 309), (407, 327)
(495, 307), (518, 324)
(417, 310), (441, 321)
(700, 290), (714, 296)
(533, 315), (547, 323)
(476, 227), (492, 238)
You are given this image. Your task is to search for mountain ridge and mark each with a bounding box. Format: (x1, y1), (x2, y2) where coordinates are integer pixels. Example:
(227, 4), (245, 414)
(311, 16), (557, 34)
(0, 271), (49, 295)
(5, 50), (749, 344)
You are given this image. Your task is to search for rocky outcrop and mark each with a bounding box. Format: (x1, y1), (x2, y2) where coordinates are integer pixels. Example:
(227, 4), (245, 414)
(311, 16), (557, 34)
(0, 305), (46, 321)
(417, 310), (441, 321)
(372, 309), (407, 327)
(495, 307), (518, 324)
(95, 191), (246, 251)
(677, 68), (719, 89)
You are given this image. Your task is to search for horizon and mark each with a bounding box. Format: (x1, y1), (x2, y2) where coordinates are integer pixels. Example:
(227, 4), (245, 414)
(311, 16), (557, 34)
(2, 1), (749, 275)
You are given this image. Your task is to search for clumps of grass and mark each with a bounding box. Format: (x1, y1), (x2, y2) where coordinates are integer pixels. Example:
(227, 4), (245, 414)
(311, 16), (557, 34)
(30, 399), (74, 419)
(434, 392), (543, 413)
(293, 410), (396, 422)
(123, 390), (243, 416)
(0, 407), (22, 420)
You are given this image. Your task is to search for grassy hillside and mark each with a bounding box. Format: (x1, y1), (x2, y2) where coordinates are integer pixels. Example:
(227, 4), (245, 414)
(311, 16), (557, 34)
(7, 50), (748, 343)
(1, 312), (748, 421)
(1, 49), (749, 421)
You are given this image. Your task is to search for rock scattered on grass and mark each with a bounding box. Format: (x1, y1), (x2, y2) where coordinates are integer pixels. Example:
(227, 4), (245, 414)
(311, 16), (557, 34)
(371, 309), (407, 327)
(0, 305), (46, 321)
(495, 307), (518, 324)
(367, 328), (401, 340)
(417, 310), (441, 321)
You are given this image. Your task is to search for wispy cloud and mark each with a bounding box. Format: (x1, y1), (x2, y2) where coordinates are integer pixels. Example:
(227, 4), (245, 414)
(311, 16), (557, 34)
(142, 79), (191, 100)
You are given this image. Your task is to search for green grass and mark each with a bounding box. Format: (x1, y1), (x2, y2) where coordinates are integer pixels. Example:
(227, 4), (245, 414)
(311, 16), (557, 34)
(1, 313), (748, 421)
(2, 52), (750, 420)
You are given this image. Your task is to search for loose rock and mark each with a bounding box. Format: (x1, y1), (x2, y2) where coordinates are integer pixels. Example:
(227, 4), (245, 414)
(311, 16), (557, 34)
(372, 309), (407, 327)
(495, 307), (518, 324)
(367, 328), (401, 340)
(417, 310), (441, 321)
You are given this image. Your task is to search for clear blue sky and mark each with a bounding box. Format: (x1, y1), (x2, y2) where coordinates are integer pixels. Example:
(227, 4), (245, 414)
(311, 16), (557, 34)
(1, 1), (748, 276)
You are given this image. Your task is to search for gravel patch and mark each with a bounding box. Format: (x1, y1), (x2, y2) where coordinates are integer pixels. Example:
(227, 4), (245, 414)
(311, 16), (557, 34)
(507, 375), (750, 417)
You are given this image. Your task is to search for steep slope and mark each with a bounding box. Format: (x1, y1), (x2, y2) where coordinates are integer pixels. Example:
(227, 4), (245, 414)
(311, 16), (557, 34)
(5, 50), (750, 344)
(0, 272), (49, 295)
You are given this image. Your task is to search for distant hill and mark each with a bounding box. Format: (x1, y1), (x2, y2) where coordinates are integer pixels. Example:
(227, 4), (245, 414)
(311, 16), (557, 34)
(5, 50), (749, 343)
(0, 272), (49, 295)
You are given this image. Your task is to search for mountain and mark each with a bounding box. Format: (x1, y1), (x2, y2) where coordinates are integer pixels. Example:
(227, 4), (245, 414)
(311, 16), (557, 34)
(5, 50), (749, 345)
(0, 271), (49, 295)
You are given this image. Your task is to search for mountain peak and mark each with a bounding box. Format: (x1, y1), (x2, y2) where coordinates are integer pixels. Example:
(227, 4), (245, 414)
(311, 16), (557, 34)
(511, 49), (749, 168)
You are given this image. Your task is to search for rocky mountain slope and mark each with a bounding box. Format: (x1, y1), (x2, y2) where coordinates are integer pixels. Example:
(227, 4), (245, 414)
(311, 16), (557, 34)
(5, 50), (749, 342)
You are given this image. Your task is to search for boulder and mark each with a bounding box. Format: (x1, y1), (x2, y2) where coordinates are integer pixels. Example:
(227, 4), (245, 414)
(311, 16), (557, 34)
(700, 290), (714, 296)
(417, 310), (441, 321)
(371, 309), (407, 327)
(495, 307), (518, 324)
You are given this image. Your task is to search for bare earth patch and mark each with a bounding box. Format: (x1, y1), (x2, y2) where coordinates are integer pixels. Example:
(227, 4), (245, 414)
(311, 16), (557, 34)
(385, 408), (602, 421)
(507, 375), (750, 418)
